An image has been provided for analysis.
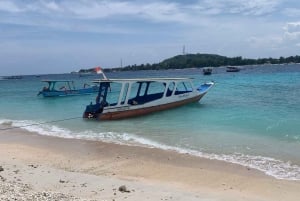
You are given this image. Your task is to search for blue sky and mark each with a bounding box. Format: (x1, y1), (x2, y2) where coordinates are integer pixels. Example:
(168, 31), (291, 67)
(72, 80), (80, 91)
(1, 0), (300, 75)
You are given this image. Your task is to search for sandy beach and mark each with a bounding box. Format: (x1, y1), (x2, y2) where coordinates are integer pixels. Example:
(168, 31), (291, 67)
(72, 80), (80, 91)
(0, 126), (300, 201)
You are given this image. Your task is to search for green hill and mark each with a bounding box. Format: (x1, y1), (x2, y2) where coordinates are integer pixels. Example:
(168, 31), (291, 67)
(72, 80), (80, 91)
(106, 53), (300, 72)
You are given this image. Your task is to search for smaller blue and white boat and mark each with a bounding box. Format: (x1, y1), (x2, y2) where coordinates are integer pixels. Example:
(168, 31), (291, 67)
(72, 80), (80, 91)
(38, 80), (98, 97)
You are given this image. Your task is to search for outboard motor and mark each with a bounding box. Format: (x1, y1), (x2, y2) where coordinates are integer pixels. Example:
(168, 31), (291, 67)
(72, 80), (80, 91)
(83, 102), (103, 119)
(83, 82), (110, 119)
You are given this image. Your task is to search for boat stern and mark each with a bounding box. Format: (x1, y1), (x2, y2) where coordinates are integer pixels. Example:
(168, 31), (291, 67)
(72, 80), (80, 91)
(83, 102), (103, 119)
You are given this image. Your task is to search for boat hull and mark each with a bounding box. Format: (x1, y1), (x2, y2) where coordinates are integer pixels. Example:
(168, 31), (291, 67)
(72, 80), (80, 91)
(39, 87), (98, 97)
(84, 93), (205, 120)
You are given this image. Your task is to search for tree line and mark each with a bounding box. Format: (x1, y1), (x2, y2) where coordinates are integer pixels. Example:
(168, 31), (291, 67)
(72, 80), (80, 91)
(103, 53), (300, 72)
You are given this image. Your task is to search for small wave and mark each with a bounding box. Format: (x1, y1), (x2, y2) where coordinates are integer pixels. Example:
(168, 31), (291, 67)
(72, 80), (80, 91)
(0, 119), (13, 126)
(114, 133), (300, 180)
(0, 119), (74, 139)
(1, 118), (300, 181)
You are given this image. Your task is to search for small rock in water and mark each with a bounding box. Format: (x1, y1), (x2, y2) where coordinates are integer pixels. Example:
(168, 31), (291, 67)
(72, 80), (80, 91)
(118, 185), (130, 193)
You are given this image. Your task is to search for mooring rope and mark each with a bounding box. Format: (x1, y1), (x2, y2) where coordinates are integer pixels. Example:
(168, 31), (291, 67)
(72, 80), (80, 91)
(0, 116), (82, 131)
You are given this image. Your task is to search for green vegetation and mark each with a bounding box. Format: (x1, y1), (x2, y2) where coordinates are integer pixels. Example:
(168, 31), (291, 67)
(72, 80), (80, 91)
(78, 68), (97, 73)
(104, 54), (300, 72)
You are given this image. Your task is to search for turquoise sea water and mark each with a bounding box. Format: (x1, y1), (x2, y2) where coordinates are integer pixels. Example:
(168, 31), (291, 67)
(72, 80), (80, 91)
(1, 64), (300, 180)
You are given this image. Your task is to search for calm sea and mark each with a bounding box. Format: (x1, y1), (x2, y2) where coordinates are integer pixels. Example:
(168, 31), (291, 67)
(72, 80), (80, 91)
(1, 64), (300, 180)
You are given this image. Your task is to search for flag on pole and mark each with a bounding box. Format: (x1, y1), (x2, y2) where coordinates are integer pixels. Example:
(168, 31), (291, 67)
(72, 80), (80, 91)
(94, 66), (107, 79)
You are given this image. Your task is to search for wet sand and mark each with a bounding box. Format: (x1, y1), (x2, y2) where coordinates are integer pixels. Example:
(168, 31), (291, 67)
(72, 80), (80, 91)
(0, 127), (300, 201)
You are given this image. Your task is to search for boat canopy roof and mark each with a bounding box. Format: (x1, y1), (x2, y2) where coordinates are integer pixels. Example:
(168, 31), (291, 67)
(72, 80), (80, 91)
(41, 80), (74, 83)
(92, 77), (194, 83)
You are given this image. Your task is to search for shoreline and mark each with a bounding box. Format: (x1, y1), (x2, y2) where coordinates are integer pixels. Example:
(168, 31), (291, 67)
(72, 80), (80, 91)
(1, 127), (300, 200)
(2, 119), (300, 181)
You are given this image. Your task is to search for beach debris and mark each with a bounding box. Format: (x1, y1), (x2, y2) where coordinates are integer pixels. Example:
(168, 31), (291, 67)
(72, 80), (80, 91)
(13, 169), (19, 174)
(59, 179), (68, 184)
(28, 164), (38, 168)
(0, 180), (82, 200)
(0, 175), (6, 182)
(118, 185), (130, 193)
(0, 166), (4, 172)
(80, 182), (87, 187)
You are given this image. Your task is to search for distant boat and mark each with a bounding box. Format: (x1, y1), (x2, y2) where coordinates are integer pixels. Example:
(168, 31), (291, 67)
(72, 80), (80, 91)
(83, 78), (214, 120)
(202, 67), (212, 75)
(226, 66), (240, 72)
(79, 72), (95, 77)
(38, 80), (99, 97)
(3, 75), (23, 80)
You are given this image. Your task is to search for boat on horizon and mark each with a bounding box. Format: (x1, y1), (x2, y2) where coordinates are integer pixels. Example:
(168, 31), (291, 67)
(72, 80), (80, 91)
(226, 66), (240, 72)
(38, 80), (99, 97)
(83, 78), (214, 120)
(2, 75), (23, 80)
(202, 67), (213, 75)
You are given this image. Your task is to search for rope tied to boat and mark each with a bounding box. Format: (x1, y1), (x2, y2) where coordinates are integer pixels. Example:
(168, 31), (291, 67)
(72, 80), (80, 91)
(0, 117), (82, 131)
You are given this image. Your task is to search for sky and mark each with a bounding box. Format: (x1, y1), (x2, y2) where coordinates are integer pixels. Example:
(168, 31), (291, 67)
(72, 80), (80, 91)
(0, 0), (300, 75)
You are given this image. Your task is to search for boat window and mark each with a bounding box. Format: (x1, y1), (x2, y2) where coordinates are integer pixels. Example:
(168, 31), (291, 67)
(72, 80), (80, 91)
(106, 82), (121, 106)
(48, 82), (54, 90)
(183, 81), (193, 91)
(139, 82), (147, 96)
(166, 82), (175, 97)
(147, 81), (165, 95)
(175, 81), (193, 95)
(120, 83), (129, 105)
(127, 81), (165, 105)
(56, 83), (68, 91)
(128, 82), (140, 101)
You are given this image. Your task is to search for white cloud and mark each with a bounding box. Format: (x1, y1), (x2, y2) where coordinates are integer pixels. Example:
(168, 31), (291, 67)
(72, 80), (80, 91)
(283, 22), (300, 40)
(0, 0), (283, 24)
(43, 1), (63, 12)
(247, 21), (300, 50)
(284, 22), (300, 33)
(282, 8), (300, 17)
(57, 1), (191, 23)
(0, 0), (190, 23)
(194, 0), (281, 16)
(65, 1), (133, 19)
(247, 36), (283, 48)
(0, 0), (21, 12)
